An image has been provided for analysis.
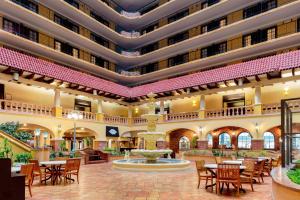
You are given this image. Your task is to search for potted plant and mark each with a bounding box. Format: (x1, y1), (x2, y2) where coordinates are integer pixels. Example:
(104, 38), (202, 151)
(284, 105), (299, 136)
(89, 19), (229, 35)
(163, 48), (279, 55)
(14, 152), (32, 164)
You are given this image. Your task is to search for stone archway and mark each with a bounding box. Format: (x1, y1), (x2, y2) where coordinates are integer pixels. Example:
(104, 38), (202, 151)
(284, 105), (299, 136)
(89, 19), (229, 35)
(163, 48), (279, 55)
(168, 129), (195, 153)
(63, 127), (97, 151)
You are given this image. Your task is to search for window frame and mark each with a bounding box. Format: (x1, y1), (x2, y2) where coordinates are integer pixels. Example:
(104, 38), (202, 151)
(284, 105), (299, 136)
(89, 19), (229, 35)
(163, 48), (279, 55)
(263, 132), (275, 149)
(237, 132), (252, 149)
(218, 132), (231, 148)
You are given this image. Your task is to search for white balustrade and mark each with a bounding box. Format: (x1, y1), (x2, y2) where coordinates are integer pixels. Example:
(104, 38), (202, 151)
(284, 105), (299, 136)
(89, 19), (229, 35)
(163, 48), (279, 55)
(262, 103), (281, 114)
(104, 114), (128, 124)
(0, 100), (52, 116)
(166, 112), (199, 122)
(133, 117), (147, 125)
(205, 105), (254, 119)
(62, 109), (97, 121)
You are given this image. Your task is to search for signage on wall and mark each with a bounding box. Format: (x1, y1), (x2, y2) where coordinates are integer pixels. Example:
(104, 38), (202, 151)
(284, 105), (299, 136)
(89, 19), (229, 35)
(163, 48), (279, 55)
(106, 126), (119, 137)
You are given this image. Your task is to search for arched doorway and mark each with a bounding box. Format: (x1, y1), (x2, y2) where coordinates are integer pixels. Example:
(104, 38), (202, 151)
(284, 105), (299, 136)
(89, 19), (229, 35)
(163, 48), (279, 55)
(63, 127), (96, 151)
(168, 129), (195, 153)
(179, 136), (190, 151)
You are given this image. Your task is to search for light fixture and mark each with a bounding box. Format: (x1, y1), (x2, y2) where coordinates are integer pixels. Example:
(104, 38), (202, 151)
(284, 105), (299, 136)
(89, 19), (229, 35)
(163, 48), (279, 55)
(34, 129), (41, 148)
(227, 80), (236, 87)
(43, 132), (49, 148)
(93, 89), (97, 95)
(284, 86), (289, 95)
(34, 128), (41, 137)
(218, 82), (227, 88)
(255, 123), (259, 134)
(192, 100), (196, 107)
(135, 107), (139, 114)
(13, 72), (19, 81)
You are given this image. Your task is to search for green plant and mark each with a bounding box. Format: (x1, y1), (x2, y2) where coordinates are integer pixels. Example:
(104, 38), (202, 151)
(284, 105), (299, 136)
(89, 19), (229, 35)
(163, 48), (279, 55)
(59, 140), (67, 151)
(191, 136), (199, 149)
(84, 137), (92, 148)
(0, 122), (32, 143)
(287, 169), (300, 185)
(58, 151), (64, 157)
(49, 150), (56, 160)
(0, 138), (13, 159)
(14, 152), (32, 163)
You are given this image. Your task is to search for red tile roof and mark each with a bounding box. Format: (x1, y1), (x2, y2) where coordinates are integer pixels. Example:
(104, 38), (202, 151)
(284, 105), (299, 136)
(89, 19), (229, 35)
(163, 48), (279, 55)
(0, 47), (299, 98)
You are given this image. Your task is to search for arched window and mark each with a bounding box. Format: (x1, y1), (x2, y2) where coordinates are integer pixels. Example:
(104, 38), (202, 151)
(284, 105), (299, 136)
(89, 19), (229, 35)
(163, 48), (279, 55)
(179, 136), (190, 150)
(238, 132), (252, 149)
(292, 134), (300, 150)
(219, 133), (231, 148)
(207, 133), (213, 147)
(264, 132), (275, 149)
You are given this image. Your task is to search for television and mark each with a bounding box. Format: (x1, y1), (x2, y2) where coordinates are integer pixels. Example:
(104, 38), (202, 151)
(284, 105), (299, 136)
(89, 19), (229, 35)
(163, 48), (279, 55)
(106, 126), (119, 137)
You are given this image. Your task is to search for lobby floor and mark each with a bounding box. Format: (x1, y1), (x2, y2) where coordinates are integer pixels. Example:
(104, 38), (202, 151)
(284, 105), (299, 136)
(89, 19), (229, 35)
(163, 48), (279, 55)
(28, 162), (272, 200)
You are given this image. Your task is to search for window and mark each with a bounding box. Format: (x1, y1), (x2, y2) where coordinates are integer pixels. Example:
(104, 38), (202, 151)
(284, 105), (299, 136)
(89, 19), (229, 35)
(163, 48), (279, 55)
(64, 0), (79, 9)
(54, 14), (79, 33)
(90, 12), (110, 27)
(168, 9), (189, 24)
(3, 18), (38, 42)
(12, 0), (38, 13)
(140, 23), (159, 35)
(140, 62), (159, 74)
(238, 132), (252, 149)
(243, 35), (252, 47)
(72, 48), (79, 58)
(54, 39), (79, 57)
(267, 27), (276, 40)
(201, 0), (220, 9)
(207, 134), (213, 147)
(264, 132), (275, 149)
(168, 31), (189, 45)
(179, 136), (190, 150)
(55, 41), (62, 51)
(244, 0), (277, 19)
(140, 3), (159, 15)
(141, 43), (159, 55)
(219, 133), (231, 148)
(298, 18), (300, 32)
(91, 33), (109, 48)
(201, 26), (208, 34)
(292, 134), (300, 150)
(220, 19), (226, 27)
(91, 55), (109, 69)
(202, 18), (227, 33)
(168, 53), (189, 67)
(201, 42), (227, 58)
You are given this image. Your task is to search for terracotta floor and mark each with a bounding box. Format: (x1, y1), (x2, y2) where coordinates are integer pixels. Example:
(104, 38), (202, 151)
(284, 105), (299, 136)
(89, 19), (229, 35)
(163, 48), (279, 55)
(27, 162), (272, 200)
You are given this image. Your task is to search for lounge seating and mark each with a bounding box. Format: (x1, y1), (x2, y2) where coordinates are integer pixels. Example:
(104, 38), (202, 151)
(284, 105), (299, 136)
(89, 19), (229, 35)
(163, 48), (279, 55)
(80, 148), (109, 165)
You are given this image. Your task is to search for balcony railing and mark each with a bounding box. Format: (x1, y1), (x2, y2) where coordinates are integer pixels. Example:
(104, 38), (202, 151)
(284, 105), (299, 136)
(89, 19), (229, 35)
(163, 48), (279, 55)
(0, 100), (52, 116)
(62, 109), (97, 121)
(262, 103), (281, 114)
(104, 114), (128, 124)
(166, 112), (199, 122)
(205, 105), (254, 119)
(132, 117), (147, 125)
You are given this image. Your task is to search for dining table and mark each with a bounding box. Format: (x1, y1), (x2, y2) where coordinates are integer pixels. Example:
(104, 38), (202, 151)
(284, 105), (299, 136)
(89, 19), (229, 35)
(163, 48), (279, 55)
(222, 160), (243, 165)
(204, 164), (247, 191)
(40, 160), (66, 185)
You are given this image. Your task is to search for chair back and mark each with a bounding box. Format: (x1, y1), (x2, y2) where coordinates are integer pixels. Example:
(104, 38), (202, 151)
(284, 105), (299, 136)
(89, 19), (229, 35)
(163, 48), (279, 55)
(65, 158), (81, 172)
(217, 164), (240, 181)
(20, 163), (34, 182)
(29, 159), (40, 172)
(255, 160), (265, 174)
(215, 156), (222, 164)
(243, 159), (255, 172)
(195, 160), (206, 174)
(55, 157), (67, 161)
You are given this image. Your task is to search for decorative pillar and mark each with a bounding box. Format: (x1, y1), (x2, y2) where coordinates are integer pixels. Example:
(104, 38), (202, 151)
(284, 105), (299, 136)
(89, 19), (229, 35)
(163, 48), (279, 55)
(198, 95), (206, 119)
(128, 106), (133, 125)
(254, 86), (262, 115)
(96, 99), (104, 122)
(52, 88), (62, 117)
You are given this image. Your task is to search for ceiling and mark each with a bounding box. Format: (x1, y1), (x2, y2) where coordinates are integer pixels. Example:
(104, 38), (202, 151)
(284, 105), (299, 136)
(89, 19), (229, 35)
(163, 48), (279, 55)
(113, 0), (158, 12)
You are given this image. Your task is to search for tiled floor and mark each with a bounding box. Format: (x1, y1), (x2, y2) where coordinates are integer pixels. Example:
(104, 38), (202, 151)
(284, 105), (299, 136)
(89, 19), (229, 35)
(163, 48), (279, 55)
(28, 162), (272, 200)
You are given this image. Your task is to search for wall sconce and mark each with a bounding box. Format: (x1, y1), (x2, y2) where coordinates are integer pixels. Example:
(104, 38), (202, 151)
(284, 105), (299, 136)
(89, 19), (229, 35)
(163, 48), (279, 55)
(284, 86), (289, 95)
(255, 123), (259, 134)
(192, 100), (197, 107)
(135, 107), (139, 114)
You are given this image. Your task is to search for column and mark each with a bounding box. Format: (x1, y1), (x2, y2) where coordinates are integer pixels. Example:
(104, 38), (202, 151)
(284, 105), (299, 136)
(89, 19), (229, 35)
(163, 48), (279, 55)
(198, 95), (206, 119)
(50, 125), (64, 151)
(96, 99), (104, 122)
(254, 86), (262, 115)
(128, 106), (133, 125)
(52, 88), (62, 117)
(159, 101), (165, 122)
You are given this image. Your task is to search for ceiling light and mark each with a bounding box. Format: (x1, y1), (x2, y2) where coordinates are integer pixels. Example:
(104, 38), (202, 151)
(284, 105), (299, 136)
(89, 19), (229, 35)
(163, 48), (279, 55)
(218, 82), (226, 88)
(281, 69), (293, 78)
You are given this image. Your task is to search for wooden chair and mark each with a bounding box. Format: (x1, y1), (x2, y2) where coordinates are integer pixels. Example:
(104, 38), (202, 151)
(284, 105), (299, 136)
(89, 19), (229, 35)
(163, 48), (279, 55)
(253, 160), (265, 183)
(272, 156), (281, 168)
(29, 159), (51, 185)
(240, 159), (255, 192)
(61, 158), (81, 185)
(263, 159), (273, 176)
(216, 164), (241, 197)
(195, 160), (214, 189)
(20, 163), (34, 197)
(231, 155), (237, 160)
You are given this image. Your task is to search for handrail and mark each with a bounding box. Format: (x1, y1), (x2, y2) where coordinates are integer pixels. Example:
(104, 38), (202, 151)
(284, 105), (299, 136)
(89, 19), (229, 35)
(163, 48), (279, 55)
(104, 114), (128, 124)
(132, 117), (147, 124)
(262, 103), (281, 114)
(62, 109), (97, 121)
(0, 99), (52, 116)
(166, 112), (199, 121)
(205, 105), (254, 119)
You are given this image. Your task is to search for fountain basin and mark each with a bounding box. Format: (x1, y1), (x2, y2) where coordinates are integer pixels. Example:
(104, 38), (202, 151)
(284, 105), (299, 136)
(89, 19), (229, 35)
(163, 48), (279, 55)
(131, 149), (172, 162)
(112, 158), (191, 172)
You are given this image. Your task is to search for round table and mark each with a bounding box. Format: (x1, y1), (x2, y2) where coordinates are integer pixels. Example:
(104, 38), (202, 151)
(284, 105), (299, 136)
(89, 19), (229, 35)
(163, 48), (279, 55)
(11, 166), (21, 173)
(40, 160), (66, 185)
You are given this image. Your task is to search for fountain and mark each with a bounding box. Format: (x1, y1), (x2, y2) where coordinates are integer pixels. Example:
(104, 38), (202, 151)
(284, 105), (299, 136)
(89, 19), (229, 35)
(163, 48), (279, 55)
(113, 93), (190, 171)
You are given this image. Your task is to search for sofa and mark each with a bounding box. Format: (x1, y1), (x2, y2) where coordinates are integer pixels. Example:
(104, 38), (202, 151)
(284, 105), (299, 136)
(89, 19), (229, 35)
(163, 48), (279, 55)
(80, 148), (109, 165)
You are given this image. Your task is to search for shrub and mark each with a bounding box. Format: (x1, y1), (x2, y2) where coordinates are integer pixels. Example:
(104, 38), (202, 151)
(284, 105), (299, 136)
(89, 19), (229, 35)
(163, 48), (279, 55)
(0, 138), (13, 159)
(15, 152), (32, 163)
(0, 122), (32, 143)
(287, 169), (300, 185)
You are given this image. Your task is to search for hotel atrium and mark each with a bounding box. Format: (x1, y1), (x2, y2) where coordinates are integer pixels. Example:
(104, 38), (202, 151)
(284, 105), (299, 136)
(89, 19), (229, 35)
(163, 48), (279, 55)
(0, 0), (300, 199)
